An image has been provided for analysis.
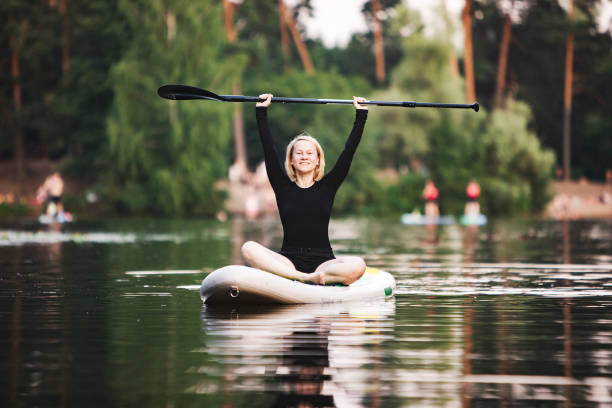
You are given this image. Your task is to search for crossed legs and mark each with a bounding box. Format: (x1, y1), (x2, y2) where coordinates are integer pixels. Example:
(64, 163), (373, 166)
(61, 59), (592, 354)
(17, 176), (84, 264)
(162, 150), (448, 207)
(240, 241), (366, 285)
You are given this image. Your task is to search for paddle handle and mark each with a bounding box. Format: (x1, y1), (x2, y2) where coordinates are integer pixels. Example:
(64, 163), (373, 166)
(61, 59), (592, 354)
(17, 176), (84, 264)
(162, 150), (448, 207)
(221, 95), (479, 111)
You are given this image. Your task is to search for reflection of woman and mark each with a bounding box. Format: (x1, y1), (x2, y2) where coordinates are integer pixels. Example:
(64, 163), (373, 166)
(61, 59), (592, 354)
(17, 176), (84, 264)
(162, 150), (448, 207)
(423, 180), (439, 218)
(241, 93), (368, 285)
(270, 324), (333, 408)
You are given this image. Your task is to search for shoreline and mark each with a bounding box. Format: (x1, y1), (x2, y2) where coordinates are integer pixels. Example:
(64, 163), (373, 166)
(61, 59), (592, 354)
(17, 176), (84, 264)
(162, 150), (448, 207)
(1, 160), (611, 220)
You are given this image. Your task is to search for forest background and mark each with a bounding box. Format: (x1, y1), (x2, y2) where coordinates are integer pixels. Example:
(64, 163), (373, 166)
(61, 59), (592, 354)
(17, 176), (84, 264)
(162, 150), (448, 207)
(1, 0), (611, 218)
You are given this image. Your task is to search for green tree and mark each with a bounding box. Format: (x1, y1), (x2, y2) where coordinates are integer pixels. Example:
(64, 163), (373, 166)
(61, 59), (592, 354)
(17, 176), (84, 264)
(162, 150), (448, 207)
(0, 1), (61, 181)
(106, 0), (244, 216)
(475, 100), (555, 215)
(0, 1), (126, 179)
(369, 3), (554, 216)
(473, 0), (612, 180)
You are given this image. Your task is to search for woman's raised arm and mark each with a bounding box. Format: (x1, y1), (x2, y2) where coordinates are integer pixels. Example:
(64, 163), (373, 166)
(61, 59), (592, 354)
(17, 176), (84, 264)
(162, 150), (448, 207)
(256, 94), (285, 190)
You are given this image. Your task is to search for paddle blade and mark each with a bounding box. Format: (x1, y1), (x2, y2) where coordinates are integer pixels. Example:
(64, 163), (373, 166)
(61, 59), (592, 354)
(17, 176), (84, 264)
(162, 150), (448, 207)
(158, 85), (224, 101)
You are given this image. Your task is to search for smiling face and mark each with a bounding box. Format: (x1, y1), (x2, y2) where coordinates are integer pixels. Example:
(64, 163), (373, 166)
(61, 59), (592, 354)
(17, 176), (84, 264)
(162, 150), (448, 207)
(291, 139), (320, 175)
(285, 134), (325, 182)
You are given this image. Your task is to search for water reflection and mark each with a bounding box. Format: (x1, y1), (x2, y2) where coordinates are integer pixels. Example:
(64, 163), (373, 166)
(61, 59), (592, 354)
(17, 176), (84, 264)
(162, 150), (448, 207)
(2, 217), (612, 407)
(5, 222), (68, 406)
(195, 301), (395, 407)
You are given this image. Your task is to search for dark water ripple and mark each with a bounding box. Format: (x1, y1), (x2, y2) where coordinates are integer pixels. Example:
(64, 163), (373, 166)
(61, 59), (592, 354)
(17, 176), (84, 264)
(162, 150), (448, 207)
(1, 218), (611, 407)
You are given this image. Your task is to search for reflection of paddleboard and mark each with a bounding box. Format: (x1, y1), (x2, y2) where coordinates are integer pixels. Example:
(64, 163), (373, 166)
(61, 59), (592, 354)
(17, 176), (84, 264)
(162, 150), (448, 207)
(38, 212), (74, 224)
(460, 214), (487, 226)
(400, 213), (455, 225)
(200, 266), (396, 304)
(202, 300), (396, 323)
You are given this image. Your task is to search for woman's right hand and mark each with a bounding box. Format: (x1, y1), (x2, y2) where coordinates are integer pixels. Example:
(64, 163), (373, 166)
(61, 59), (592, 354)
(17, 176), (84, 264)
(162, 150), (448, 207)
(257, 93), (273, 107)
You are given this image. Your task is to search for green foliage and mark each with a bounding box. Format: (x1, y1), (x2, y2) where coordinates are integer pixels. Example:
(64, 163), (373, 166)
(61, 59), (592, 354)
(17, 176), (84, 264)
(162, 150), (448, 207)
(478, 100), (555, 215)
(0, 202), (33, 218)
(105, 0), (242, 216)
(377, 172), (428, 215)
(368, 18), (554, 217)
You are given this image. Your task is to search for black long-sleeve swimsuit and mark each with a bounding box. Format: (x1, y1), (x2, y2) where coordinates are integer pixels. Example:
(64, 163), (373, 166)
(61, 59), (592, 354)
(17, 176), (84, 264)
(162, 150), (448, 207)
(256, 106), (368, 272)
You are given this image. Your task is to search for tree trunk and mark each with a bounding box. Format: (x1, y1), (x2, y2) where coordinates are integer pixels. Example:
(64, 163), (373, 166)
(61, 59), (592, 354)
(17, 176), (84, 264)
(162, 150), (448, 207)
(222, 0), (236, 41)
(279, 0), (314, 75)
(493, 14), (512, 109)
(231, 83), (247, 172)
(222, 0), (248, 177)
(9, 31), (24, 186)
(59, 0), (70, 76)
(278, 0), (290, 66)
(563, 0), (575, 181)
(449, 54), (459, 78)
(462, 0), (476, 102)
(440, 0), (459, 78)
(371, 0), (385, 85)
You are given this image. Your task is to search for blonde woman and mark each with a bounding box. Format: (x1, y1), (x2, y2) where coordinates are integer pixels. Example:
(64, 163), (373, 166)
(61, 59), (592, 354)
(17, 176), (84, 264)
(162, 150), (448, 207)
(241, 93), (368, 285)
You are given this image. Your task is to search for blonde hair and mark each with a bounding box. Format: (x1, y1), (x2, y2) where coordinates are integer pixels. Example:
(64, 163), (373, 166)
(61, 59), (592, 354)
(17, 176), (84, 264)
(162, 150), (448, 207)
(285, 133), (325, 182)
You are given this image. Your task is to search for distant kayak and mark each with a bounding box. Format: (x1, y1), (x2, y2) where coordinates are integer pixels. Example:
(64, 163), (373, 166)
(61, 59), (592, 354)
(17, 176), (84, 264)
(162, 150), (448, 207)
(38, 212), (74, 224)
(400, 213), (455, 225)
(460, 214), (487, 226)
(200, 265), (396, 304)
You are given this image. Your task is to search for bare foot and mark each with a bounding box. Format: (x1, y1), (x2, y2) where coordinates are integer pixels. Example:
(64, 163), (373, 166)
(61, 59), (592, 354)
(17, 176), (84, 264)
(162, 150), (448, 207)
(307, 271), (326, 285)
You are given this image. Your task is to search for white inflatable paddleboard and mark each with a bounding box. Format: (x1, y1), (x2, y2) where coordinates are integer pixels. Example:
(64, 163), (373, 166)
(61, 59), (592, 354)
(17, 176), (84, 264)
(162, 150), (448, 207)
(460, 214), (487, 226)
(400, 213), (455, 225)
(200, 266), (396, 304)
(38, 212), (74, 224)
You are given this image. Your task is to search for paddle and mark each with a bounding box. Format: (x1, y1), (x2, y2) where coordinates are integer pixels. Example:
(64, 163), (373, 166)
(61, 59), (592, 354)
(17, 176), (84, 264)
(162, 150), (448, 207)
(158, 84), (480, 112)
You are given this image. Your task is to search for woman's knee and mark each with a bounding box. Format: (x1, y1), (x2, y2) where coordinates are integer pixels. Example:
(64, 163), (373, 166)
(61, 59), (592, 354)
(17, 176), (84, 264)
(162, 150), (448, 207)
(334, 256), (365, 282)
(354, 256), (366, 273)
(241, 241), (258, 260)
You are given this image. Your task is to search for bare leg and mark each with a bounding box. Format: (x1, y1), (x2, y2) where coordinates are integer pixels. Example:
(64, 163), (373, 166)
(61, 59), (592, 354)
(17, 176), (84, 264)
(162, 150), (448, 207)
(425, 202), (439, 217)
(314, 256), (366, 286)
(240, 241), (323, 283)
(464, 202), (480, 216)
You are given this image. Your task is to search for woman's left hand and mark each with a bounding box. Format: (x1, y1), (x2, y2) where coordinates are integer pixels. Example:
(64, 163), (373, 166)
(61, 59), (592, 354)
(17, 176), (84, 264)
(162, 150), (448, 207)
(353, 96), (368, 110)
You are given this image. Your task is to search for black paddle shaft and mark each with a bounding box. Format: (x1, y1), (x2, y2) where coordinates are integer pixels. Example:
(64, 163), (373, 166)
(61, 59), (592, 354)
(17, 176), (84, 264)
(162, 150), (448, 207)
(158, 84), (480, 112)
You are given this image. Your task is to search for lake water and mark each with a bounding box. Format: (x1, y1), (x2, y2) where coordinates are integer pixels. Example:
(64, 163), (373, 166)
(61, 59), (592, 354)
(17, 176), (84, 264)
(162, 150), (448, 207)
(1, 217), (611, 407)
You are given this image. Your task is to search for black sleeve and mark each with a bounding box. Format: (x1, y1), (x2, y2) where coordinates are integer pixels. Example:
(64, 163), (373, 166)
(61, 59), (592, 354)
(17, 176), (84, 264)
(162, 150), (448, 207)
(325, 109), (368, 191)
(256, 107), (285, 191)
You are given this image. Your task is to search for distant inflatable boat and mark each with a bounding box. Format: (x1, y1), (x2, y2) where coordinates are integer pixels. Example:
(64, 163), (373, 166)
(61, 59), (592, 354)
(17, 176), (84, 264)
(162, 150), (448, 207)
(200, 266), (396, 305)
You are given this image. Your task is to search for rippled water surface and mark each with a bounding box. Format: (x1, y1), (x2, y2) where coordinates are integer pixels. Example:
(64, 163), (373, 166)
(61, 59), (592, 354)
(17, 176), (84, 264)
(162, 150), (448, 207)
(1, 217), (611, 407)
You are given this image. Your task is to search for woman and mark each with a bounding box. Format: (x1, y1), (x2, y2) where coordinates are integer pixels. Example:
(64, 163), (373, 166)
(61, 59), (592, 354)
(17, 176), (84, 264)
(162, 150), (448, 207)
(36, 171), (65, 216)
(464, 179), (481, 216)
(423, 180), (439, 218)
(241, 93), (368, 286)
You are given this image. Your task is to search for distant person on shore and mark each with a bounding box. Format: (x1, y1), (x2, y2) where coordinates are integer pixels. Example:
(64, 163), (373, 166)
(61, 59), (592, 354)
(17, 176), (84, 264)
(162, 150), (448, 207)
(464, 179), (481, 216)
(423, 180), (439, 218)
(36, 171), (68, 218)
